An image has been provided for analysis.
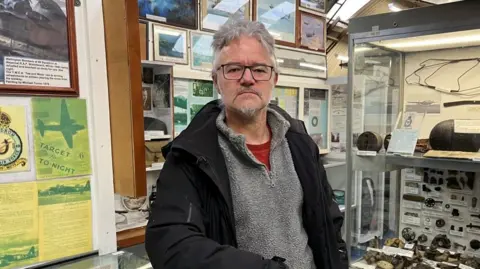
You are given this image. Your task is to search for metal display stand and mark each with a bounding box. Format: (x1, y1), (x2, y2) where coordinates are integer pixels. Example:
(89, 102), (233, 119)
(344, 2), (480, 267)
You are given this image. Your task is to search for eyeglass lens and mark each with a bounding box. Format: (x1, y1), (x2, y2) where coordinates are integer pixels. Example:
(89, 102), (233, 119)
(223, 64), (272, 81)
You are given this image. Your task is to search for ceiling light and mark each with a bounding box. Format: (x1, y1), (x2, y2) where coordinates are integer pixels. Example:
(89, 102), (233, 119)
(388, 3), (403, 12)
(386, 34), (480, 49)
(299, 62), (326, 71)
(337, 55), (349, 62)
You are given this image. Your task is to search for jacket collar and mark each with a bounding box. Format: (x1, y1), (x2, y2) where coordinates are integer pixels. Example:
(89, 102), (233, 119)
(163, 99), (309, 161)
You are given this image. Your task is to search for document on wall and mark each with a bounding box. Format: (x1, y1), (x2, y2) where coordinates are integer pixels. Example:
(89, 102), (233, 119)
(32, 98), (92, 180)
(38, 177), (93, 262)
(0, 104), (30, 175)
(0, 182), (39, 269)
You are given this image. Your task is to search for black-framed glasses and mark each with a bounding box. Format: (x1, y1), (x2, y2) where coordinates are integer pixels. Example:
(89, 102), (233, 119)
(218, 64), (274, 81)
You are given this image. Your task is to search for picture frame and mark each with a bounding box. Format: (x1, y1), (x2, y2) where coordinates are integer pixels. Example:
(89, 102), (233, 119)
(0, 0), (79, 96)
(275, 45), (327, 79)
(254, 0), (297, 47)
(200, 0), (251, 32)
(299, 12), (326, 52)
(142, 84), (153, 111)
(139, 20), (149, 61)
(138, 0), (198, 30)
(271, 86), (299, 119)
(190, 31), (214, 72)
(299, 0), (326, 14)
(303, 88), (329, 151)
(152, 24), (189, 64)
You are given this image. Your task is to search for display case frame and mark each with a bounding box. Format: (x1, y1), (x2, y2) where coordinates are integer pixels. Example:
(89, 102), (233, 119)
(345, 1), (480, 266)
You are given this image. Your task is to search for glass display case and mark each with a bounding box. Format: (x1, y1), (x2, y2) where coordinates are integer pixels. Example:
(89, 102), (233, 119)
(345, 2), (480, 269)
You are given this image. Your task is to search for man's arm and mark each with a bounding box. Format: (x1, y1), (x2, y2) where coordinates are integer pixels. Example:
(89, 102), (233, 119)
(145, 154), (287, 269)
(317, 159), (349, 269)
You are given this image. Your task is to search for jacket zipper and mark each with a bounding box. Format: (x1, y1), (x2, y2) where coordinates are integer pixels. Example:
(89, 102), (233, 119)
(197, 156), (238, 247)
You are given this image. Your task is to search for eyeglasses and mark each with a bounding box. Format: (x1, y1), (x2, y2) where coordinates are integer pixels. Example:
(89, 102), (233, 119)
(217, 64), (275, 81)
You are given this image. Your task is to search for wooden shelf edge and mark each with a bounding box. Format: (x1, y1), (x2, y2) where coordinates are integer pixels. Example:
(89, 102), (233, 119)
(117, 226), (146, 248)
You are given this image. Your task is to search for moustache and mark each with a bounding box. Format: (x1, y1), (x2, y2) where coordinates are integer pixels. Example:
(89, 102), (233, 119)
(236, 88), (261, 97)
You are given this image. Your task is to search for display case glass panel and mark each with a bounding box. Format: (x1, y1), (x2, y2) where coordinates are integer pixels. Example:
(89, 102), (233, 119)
(347, 11), (480, 268)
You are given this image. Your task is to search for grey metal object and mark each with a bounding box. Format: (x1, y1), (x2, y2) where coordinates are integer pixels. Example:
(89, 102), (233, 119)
(345, 1), (480, 265)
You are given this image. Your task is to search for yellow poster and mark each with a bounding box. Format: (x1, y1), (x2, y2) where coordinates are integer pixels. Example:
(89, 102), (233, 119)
(0, 182), (39, 269)
(0, 105), (29, 173)
(37, 177), (93, 262)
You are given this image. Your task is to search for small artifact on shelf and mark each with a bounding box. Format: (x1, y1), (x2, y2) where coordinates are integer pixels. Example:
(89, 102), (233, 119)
(356, 131), (384, 152)
(431, 234), (451, 249)
(470, 239), (480, 250)
(385, 238), (405, 249)
(459, 256), (480, 269)
(402, 227), (417, 242)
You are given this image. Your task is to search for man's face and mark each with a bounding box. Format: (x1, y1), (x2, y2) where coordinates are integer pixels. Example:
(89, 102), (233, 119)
(213, 35), (278, 116)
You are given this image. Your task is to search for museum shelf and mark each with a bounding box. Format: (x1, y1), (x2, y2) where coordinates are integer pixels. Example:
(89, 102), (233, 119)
(117, 226), (146, 248)
(352, 153), (401, 172)
(141, 60), (175, 67)
(385, 154), (480, 172)
(324, 161), (346, 169)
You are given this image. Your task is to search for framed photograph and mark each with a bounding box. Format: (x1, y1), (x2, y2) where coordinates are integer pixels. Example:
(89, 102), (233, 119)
(200, 0), (251, 32)
(0, 0), (79, 96)
(190, 32), (214, 72)
(303, 88), (329, 151)
(152, 24), (188, 64)
(275, 45), (327, 79)
(299, 0), (326, 13)
(254, 0), (297, 46)
(299, 12), (326, 52)
(142, 85), (153, 111)
(139, 20), (149, 61)
(138, 0), (198, 29)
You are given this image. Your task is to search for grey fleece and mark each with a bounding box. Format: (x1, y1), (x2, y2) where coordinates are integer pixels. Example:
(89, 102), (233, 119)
(216, 108), (316, 269)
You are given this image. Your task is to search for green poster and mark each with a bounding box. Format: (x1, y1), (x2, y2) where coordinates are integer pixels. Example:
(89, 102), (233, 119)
(32, 98), (91, 180)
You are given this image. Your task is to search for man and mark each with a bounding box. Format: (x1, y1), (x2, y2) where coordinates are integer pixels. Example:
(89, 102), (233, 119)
(145, 20), (348, 269)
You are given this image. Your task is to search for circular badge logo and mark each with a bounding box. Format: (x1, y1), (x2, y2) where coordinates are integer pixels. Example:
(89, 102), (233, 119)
(0, 111), (27, 171)
(311, 116), (319, 127)
(0, 128), (23, 166)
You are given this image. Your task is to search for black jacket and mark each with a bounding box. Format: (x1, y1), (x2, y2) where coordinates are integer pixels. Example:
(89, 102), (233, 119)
(145, 100), (348, 269)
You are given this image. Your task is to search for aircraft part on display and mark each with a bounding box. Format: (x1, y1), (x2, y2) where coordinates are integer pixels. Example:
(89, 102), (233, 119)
(356, 131), (383, 152)
(443, 100), (480, 108)
(429, 119), (480, 152)
(384, 133), (391, 150)
(361, 177), (376, 234)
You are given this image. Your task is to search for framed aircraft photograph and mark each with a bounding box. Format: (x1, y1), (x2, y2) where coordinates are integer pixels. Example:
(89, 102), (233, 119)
(200, 0), (251, 32)
(138, 0), (198, 29)
(0, 0), (79, 96)
(152, 24), (188, 64)
(299, 12), (326, 52)
(190, 32), (214, 72)
(254, 0), (297, 46)
(299, 0), (326, 14)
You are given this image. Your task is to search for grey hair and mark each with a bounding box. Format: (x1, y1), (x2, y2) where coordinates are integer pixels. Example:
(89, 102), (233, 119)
(211, 20), (278, 74)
